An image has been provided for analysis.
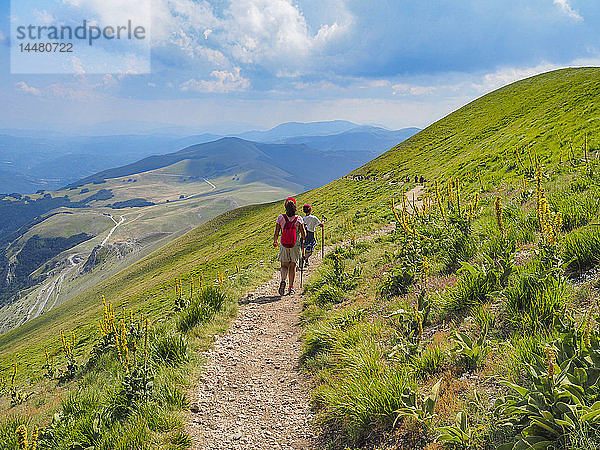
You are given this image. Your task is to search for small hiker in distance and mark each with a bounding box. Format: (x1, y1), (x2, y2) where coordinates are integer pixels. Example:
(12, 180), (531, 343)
(273, 197), (306, 296)
(300, 204), (324, 268)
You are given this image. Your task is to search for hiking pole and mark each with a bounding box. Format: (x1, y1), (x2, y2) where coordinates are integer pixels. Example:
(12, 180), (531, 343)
(321, 215), (326, 259)
(300, 242), (305, 288)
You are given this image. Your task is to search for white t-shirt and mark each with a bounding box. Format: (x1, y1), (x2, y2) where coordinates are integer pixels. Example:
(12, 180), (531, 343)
(303, 214), (321, 233)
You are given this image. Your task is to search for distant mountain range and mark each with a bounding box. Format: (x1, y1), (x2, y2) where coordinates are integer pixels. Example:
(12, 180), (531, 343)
(66, 135), (401, 191)
(0, 122), (419, 194)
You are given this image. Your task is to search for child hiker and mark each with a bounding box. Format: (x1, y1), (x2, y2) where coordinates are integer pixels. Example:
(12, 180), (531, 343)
(300, 204), (323, 268)
(273, 197), (306, 296)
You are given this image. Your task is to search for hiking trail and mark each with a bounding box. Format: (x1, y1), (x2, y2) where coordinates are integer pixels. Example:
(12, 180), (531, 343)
(186, 187), (420, 449)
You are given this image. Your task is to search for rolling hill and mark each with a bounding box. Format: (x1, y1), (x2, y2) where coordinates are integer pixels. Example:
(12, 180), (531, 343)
(2, 67), (600, 448)
(0, 122), (419, 195)
(0, 130), (419, 334)
(64, 135), (412, 191)
(1, 65), (596, 374)
(354, 67), (600, 182)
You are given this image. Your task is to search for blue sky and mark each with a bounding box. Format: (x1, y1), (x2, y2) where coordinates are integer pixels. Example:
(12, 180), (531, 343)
(0, 0), (599, 133)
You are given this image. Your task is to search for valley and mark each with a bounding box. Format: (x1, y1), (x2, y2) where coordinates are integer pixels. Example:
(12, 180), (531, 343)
(0, 129), (418, 336)
(3, 68), (600, 449)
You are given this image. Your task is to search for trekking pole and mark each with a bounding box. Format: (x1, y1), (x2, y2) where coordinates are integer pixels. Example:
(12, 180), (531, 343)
(300, 242), (304, 288)
(321, 215), (325, 259)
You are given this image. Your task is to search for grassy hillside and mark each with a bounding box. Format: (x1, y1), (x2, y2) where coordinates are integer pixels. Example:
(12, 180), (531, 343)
(0, 169), (297, 333)
(3, 67), (600, 448)
(0, 178), (396, 378)
(356, 67), (600, 184)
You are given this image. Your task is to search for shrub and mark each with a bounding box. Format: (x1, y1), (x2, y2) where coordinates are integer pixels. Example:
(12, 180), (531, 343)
(177, 286), (226, 332)
(326, 242), (370, 261)
(563, 225), (600, 274)
(553, 192), (600, 232)
(439, 219), (476, 273)
(503, 273), (568, 333)
(378, 266), (414, 298)
(314, 285), (346, 306)
(501, 333), (550, 383)
(472, 303), (496, 332)
(152, 332), (189, 366)
(409, 345), (444, 378)
(0, 416), (30, 449)
(451, 329), (491, 371)
(496, 315), (600, 448)
(159, 383), (188, 409)
(317, 346), (413, 444)
(443, 260), (500, 314)
(306, 254), (361, 295)
(302, 308), (365, 361)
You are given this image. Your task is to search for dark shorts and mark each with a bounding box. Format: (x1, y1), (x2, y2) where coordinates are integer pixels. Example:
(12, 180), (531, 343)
(301, 231), (317, 253)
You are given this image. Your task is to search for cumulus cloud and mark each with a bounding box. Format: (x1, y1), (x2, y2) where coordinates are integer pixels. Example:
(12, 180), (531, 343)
(16, 82), (42, 96)
(392, 83), (437, 96)
(33, 9), (55, 25)
(72, 56), (86, 75)
(61, 0), (151, 28)
(553, 0), (583, 21)
(150, 0), (350, 76)
(225, 0), (350, 67)
(0, 30), (6, 42)
(180, 67), (250, 93)
(471, 63), (560, 92)
(14, 75), (118, 100)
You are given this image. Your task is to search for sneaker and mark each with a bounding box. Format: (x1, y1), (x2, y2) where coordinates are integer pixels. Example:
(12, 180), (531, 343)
(288, 288), (296, 295)
(278, 280), (286, 296)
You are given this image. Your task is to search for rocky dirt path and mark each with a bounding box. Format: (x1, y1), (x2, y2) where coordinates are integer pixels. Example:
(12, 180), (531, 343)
(186, 249), (326, 449)
(186, 214), (405, 448)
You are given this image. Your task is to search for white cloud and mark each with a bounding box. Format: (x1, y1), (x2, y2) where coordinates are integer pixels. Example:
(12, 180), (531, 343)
(61, 0), (152, 27)
(0, 30), (6, 42)
(15, 74), (120, 100)
(553, 0), (583, 21)
(16, 82), (42, 96)
(471, 63), (560, 92)
(33, 9), (55, 25)
(367, 80), (392, 88)
(392, 83), (437, 96)
(225, 0), (350, 67)
(71, 56), (86, 75)
(180, 67), (250, 93)
(150, 0), (351, 75)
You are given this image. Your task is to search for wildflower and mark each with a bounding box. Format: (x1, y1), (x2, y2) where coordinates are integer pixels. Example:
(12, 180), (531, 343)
(15, 424), (27, 449)
(545, 346), (555, 378)
(435, 180), (446, 223)
(30, 426), (38, 450)
(495, 197), (504, 235)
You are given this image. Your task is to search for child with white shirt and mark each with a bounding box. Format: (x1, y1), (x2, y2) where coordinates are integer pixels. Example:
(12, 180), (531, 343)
(300, 204), (323, 268)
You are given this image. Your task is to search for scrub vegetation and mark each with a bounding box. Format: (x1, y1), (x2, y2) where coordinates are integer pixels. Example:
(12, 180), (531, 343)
(3, 67), (600, 448)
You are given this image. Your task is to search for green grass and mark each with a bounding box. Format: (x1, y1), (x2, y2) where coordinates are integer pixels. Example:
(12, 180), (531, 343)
(354, 68), (600, 188)
(564, 224), (600, 273)
(6, 67), (600, 448)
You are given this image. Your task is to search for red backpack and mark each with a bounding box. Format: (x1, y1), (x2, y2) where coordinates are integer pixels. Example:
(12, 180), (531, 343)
(281, 215), (298, 248)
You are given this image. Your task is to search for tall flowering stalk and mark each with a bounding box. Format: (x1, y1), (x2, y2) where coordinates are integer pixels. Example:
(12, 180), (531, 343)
(495, 197), (505, 235)
(435, 180), (446, 223)
(16, 425), (27, 449)
(515, 146), (524, 170)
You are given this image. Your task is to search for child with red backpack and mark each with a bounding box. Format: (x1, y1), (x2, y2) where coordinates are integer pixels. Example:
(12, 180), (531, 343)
(273, 197), (306, 295)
